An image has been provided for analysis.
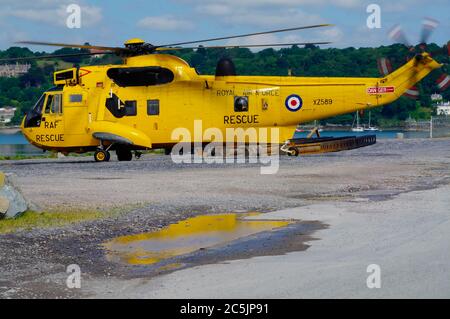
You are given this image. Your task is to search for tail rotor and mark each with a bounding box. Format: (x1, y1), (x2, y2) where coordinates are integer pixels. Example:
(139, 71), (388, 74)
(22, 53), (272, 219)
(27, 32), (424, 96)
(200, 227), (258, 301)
(381, 17), (449, 99)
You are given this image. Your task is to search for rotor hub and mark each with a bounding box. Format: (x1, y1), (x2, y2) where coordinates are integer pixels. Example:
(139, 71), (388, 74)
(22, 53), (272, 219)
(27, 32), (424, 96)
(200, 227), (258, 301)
(123, 38), (156, 56)
(124, 38), (146, 47)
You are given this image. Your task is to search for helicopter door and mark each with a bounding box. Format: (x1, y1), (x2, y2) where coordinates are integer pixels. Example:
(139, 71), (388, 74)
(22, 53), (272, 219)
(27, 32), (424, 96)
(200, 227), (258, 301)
(41, 93), (65, 145)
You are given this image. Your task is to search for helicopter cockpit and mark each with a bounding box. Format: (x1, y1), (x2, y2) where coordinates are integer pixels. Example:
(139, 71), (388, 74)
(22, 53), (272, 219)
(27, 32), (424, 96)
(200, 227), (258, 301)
(23, 88), (63, 128)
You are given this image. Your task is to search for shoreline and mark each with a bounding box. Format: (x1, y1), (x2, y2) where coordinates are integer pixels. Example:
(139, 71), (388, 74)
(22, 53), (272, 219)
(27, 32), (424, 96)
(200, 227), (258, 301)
(0, 127), (21, 134)
(302, 125), (430, 132)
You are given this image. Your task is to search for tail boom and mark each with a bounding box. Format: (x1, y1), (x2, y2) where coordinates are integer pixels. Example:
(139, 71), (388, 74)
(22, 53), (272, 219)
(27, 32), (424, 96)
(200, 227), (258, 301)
(370, 53), (441, 106)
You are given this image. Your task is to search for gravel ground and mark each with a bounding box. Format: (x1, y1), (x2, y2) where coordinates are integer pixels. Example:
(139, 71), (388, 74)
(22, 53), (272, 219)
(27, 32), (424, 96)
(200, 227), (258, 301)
(0, 138), (449, 298)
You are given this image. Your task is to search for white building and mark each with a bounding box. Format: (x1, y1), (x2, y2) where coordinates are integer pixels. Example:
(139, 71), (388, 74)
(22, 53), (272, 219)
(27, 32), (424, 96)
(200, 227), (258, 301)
(431, 93), (443, 102)
(0, 63), (31, 77)
(436, 101), (450, 116)
(0, 107), (16, 124)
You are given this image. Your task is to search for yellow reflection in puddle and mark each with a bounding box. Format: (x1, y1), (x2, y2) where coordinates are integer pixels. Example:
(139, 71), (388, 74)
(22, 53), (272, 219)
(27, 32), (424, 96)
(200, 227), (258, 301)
(103, 214), (292, 265)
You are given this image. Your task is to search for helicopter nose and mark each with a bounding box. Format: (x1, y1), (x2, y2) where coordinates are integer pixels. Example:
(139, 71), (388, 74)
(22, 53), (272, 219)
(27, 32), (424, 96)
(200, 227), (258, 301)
(20, 116), (26, 132)
(20, 116), (35, 145)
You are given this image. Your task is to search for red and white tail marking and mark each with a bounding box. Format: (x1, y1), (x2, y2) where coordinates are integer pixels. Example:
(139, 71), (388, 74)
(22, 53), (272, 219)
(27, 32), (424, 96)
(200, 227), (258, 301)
(377, 58), (393, 76)
(388, 25), (403, 42)
(436, 74), (450, 92)
(423, 17), (439, 30)
(403, 86), (420, 99)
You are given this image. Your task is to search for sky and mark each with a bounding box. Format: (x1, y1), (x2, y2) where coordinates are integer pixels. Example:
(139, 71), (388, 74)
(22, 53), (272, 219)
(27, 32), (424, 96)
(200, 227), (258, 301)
(0, 0), (449, 52)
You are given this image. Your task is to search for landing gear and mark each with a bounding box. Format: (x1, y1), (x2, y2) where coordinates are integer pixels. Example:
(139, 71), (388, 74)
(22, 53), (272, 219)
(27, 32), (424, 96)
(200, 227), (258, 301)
(94, 149), (111, 162)
(94, 141), (141, 162)
(281, 141), (300, 157)
(287, 148), (300, 157)
(116, 148), (133, 161)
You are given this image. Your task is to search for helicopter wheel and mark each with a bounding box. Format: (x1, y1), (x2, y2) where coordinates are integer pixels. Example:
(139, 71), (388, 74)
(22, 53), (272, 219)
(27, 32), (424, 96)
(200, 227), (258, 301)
(287, 148), (300, 157)
(94, 150), (110, 162)
(116, 148), (133, 161)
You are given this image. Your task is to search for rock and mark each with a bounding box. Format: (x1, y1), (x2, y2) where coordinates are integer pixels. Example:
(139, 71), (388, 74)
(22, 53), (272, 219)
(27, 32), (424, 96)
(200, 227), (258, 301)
(0, 195), (10, 215)
(0, 173), (29, 219)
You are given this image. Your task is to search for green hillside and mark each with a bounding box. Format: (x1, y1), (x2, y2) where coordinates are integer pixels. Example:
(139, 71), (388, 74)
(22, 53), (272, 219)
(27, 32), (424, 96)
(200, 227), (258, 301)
(0, 44), (449, 127)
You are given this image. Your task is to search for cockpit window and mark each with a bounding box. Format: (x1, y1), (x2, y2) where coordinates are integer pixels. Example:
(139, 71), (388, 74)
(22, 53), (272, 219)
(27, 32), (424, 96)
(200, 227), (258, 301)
(24, 94), (45, 128)
(45, 95), (53, 114)
(34, 95), (45, 115)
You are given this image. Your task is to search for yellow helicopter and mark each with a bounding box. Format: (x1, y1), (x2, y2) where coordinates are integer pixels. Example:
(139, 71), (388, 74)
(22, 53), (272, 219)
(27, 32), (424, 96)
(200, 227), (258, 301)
(0, 24), (444, 162)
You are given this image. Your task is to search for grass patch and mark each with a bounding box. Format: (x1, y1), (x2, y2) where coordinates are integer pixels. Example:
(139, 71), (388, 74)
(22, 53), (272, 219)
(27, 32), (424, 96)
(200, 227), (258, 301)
(0, 152), (93, 161)
(0, 149), (167, 161)
(0, 210), (106, 234)
(0, 154), (57, 161)
(145, 149), (166, 154)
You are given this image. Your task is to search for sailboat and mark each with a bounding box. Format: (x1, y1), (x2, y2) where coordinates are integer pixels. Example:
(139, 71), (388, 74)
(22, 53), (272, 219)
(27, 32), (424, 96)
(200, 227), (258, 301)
(351, 112), (364, 132)
(314, 120), (324, 133)
(364, 111), (380, 131)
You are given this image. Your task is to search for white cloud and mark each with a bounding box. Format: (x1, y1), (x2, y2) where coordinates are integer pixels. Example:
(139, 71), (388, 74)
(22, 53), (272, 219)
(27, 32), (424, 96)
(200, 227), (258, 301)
(178, 0), (450, 13)
(318, 26), (344, 42)
(191, 1), (333, 36)
(196, 4), (232, 16)
(223, 25), (341, 52)
(138, 15), (194, 31)
(0, 0), (102, 27)
(173, 0), (344, 50)
(225, 33), (306, 51)
(192, 6), (334, 49)
(218, 9), (325, 28)
(179, 0), (361, 9)
(181, 0), (447, 49)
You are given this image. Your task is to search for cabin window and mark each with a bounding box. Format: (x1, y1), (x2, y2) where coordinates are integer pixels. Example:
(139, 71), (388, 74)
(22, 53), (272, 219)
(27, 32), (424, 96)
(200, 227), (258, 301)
(147, 100), (160, 116)
(70, 94), (83, 103)
(44, 94), (63, 114)
(107, 67), (175, 87)
(106, 93), (125, 118)
(234, 96), (249, 112)
(52, 94), (63, 113)
(125, 100), (137, 116)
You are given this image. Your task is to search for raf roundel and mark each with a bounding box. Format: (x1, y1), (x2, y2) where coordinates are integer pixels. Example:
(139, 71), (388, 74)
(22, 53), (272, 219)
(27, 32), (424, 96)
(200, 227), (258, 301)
(285, 94), (303, 112)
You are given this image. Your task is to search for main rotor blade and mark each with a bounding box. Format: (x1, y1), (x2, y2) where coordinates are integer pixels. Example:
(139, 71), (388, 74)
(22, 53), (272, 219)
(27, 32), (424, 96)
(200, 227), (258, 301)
(388, 25), (411, 48)
(0, 51), (115, 62)
(420, 17), (439, 45)
(156, 42), (332, 51)
(157, 24), (333, 48)
(15, 41), (124, 52)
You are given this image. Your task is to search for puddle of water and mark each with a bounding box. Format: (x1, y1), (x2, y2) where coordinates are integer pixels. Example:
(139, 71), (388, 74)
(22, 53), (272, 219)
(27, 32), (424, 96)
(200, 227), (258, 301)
(103, 214), (293, 265)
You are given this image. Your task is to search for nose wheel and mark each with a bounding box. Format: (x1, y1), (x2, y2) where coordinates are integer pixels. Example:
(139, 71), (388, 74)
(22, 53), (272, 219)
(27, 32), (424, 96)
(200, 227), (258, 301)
(94, 149), (111, 162)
